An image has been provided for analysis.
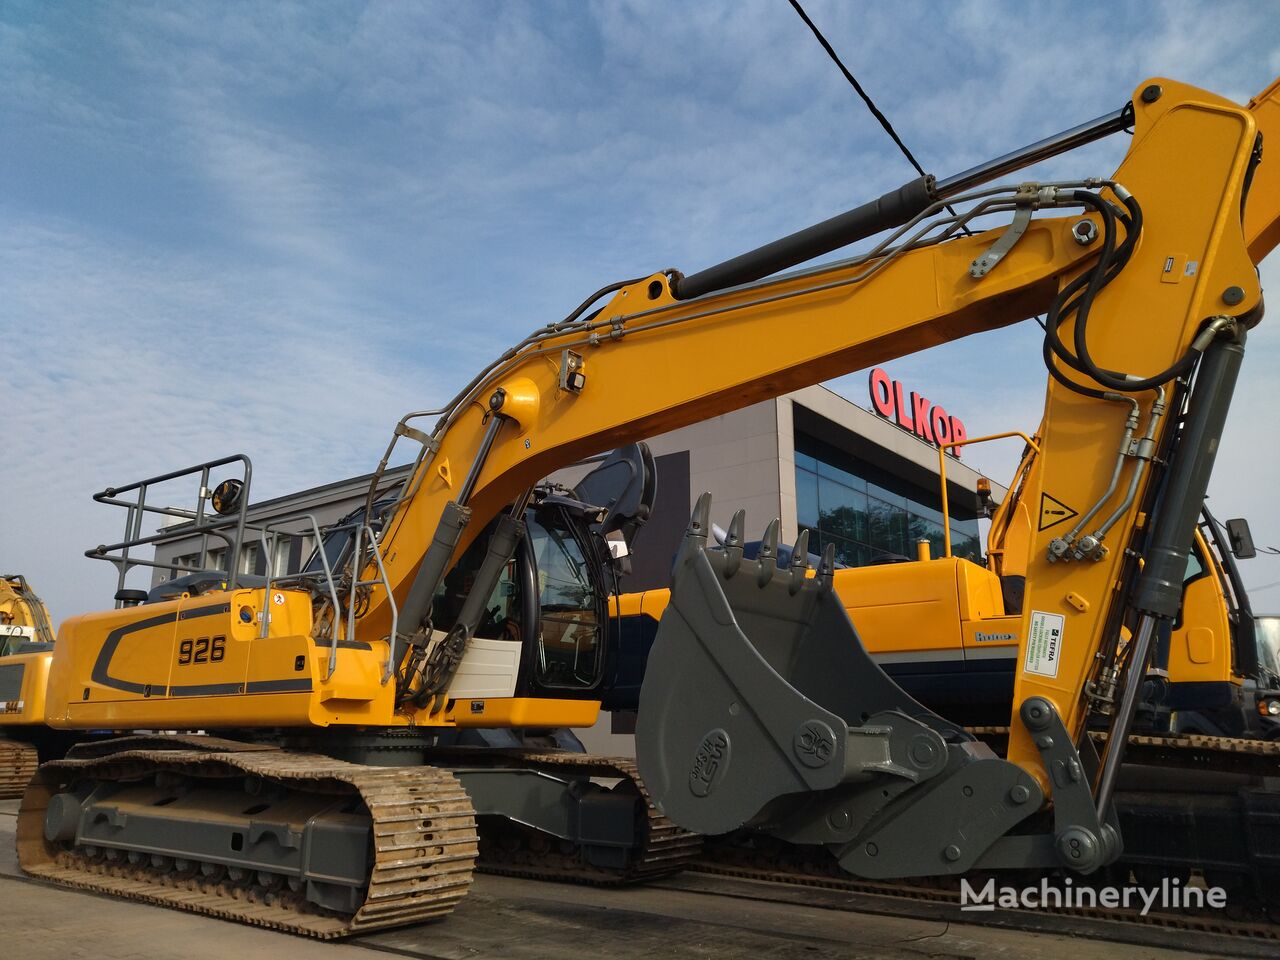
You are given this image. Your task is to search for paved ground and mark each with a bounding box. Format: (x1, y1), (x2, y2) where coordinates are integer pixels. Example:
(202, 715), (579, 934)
(0, 800), (1222, 959)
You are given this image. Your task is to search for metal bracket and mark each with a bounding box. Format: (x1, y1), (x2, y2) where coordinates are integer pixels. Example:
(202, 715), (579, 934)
(834, 741), (1044, 877)
(974, 697), (1120, 872)
(559, 349), (586, 393)
(394, 422), (435, 448)
(970, 202), (1034, 278)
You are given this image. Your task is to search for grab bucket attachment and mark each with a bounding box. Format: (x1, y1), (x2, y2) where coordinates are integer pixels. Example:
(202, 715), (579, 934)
(637, 495), (1113, 878)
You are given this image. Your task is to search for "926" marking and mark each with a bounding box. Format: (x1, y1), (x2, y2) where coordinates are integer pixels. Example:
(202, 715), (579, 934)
(177, 635), (226, 665)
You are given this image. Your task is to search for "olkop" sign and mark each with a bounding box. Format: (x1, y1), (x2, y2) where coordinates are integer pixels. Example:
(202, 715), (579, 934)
(868, 368), (968, 457)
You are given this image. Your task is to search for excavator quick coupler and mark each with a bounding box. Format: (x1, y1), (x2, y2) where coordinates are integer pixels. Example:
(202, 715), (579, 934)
(637, 493), (1116, 878)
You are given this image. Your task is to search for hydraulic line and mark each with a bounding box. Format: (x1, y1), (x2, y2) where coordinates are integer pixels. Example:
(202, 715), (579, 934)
(1090, 386), (1166, 540)
(1040, 187), (1212, 399)
(1053, 395), (1140, 552)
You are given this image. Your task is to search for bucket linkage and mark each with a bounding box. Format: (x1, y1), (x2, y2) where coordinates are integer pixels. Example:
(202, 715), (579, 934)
(636, 494), (1119, 878)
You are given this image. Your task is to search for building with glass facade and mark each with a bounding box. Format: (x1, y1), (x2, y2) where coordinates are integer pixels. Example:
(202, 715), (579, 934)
(795, 432), (982, 567)
(548, 382), (998, 597)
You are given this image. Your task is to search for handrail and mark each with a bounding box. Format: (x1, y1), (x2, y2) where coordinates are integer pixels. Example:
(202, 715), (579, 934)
(87, 454), (252, 602)
(937, 431), (1040, 558)
(258, 515), (398, 684)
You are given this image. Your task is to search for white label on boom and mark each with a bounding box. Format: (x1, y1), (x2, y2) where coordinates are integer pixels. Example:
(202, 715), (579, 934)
(1025, 611), (1064, 678)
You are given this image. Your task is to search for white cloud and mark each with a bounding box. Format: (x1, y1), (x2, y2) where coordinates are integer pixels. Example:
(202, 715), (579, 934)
(3, 0), (1279, 622)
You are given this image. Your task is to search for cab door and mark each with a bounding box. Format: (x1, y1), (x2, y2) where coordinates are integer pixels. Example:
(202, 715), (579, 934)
(516, 503), (611, 699)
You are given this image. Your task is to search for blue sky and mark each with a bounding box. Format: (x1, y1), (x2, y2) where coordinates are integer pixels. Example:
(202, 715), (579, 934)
(3, 1), (1280, 617)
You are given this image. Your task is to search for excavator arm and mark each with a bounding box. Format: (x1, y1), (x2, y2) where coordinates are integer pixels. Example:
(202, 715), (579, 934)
(331, 77), (1276, 877)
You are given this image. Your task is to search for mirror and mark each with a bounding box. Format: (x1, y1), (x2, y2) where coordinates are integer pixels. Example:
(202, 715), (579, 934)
(1226, 517), (1257, 559)
(210, 478), (245, 517)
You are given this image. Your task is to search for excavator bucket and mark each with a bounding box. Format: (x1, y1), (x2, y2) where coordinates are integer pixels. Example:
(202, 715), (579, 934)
(636, 494), (1098, 878)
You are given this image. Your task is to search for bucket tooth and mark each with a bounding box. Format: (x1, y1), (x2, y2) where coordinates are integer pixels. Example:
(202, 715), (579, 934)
(817, 543), (836, 591)
(687, 491), (712, 543)
(725, 509), (745, 548)
(724, 509), (746, 578)
(788, 529), (810, 594)
(757, 518), (780, 587)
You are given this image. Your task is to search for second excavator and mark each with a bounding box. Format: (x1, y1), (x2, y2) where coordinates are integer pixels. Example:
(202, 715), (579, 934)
(0, 574), (55, 797)
(15, 74), (1280, 935)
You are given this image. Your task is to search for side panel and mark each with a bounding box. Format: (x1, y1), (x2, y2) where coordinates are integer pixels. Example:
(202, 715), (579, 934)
(45, 602), (183, 720)
(445, 697), (600, 728)
(833, 561), (967, 669)
(47, 589), (382, 729)
(0, 651), (51, 724)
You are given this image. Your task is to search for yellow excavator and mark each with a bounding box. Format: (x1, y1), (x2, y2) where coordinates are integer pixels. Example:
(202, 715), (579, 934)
(0, 575), (56, 797)
(16, 74), (1280, 936)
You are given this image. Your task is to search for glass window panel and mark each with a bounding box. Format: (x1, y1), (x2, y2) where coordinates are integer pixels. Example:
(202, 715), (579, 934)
(796, 429), (981, 551)
(530, 518), (602, 689)
(865, 496), (905, 556)
(866, 477), (908, 510)
(816, 457), (865, 493)
(889, 510), (908, 554)
(820, 530), (860, 568)
(906, 517), (947, 558)
(947, 517), (981, 561)
(905, 514), (939, 548)
(1184, 545), (1205, 584)
(817, 477), (867, 543)
(950, 531), (981, 561)
(796, 467), (820, 527)
(907, 501), (945, 526)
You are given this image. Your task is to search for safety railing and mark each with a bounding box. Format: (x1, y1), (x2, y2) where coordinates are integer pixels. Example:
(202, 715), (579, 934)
(257, 514), (398, 683)
(357, 408), (447, 556)
(936, 431), (1040, 558)
(86, 455), (253, 604)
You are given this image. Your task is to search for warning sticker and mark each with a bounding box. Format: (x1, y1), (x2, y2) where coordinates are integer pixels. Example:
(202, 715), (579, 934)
(1025, 611), (1065, 678)
(1038, 493), (1078, 531)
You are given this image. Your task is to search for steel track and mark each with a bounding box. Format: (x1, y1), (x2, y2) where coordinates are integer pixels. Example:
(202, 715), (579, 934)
(18, 736), (478, 938)
(0, 738), (37, 799)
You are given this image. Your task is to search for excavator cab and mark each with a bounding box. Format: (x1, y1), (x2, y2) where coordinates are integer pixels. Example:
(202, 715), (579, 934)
(429, 443), (657, 702)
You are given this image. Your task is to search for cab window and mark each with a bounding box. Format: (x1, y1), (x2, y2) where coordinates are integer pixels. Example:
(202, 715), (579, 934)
(430, 507), (605, 690)
(433, 524), (522, 643)
(530, 512), (603, 689)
